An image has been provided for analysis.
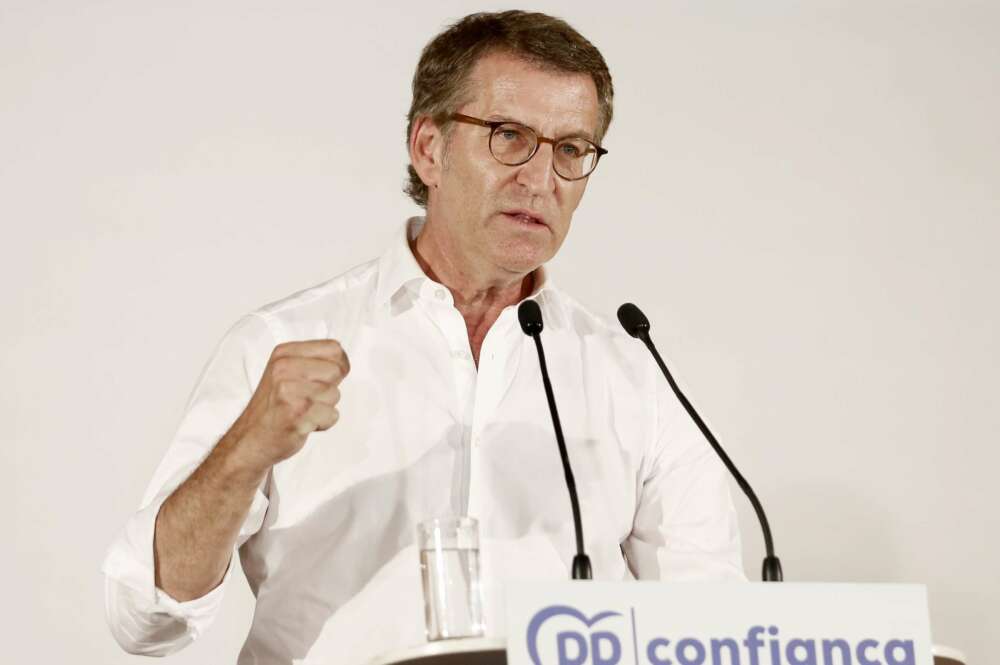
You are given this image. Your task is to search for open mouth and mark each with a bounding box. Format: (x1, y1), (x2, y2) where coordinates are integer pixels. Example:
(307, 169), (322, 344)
(501, 211), (546, 227)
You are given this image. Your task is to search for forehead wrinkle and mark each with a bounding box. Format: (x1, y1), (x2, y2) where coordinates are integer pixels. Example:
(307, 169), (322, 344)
(479, 81), (598, 141)
(461, 52), (600, 142)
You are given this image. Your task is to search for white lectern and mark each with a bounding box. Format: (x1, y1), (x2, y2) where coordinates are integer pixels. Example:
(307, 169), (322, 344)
(365, 639), (964, 665)
(365, 582), (962, 665)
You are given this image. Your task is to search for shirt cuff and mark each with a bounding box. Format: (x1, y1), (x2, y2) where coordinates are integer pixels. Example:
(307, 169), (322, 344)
(102, 493), (233, 653)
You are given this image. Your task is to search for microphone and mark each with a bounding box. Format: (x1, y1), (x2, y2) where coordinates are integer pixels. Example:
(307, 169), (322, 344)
(518, 300), (593, 580)
(617, 303), (783, 582)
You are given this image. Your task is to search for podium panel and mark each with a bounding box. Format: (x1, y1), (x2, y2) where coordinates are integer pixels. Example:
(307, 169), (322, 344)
(505, 581), (934, 665)
(364, 635), (964, 665)
(365, 584), (963, 665)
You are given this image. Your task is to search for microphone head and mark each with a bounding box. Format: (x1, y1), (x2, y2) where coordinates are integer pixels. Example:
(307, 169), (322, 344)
(617, 302), (651, 339)
(518, 300), (543, 336)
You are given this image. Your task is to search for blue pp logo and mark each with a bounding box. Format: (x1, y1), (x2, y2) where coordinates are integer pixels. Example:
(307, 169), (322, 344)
(526, 605), (624, 665)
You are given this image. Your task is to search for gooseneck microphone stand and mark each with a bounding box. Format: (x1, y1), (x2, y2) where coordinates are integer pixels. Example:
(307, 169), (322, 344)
(518, 300), (593, 580)
(617, 302), (783, 582)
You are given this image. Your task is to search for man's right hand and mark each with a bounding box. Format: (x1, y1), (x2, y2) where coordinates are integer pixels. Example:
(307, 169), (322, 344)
(153, 339), (350, 601)
(231, 340), (351, 472)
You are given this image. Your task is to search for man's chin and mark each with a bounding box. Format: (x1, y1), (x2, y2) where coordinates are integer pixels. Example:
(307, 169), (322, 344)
(487, 229), (558, 277)
(493, 251), (548, 280)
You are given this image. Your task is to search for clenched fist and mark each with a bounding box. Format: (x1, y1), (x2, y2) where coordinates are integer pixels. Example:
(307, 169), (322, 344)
(230, 339), (350, 472)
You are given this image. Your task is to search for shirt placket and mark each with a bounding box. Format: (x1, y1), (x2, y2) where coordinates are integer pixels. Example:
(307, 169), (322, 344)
(465, 307), (519, 520)
(421, 283), (478, 515)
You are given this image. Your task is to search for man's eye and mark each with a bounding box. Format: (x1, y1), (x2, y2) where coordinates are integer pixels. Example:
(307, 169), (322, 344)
(499, 129), (522, 141)
(559, 143), (582, 157)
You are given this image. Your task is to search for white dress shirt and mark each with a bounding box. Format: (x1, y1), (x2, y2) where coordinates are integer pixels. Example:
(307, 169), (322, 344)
(102, 217), (745, 664)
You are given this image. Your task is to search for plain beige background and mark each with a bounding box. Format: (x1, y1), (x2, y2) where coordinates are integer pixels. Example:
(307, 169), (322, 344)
(5, 1), (998, 663)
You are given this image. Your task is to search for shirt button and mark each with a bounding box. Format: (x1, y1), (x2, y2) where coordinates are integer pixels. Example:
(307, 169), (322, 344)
(435, 289), (447, 301)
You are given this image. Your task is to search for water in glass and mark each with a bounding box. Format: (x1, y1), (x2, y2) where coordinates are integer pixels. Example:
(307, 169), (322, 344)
(420, 546), (484, 640)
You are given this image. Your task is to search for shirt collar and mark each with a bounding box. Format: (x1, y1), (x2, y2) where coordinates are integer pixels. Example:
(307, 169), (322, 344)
(374, 217), (431, 307)
(375, 216), (554, 308)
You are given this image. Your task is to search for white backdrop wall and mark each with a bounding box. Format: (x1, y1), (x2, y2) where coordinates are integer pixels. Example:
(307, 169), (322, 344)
(4, 1), (998, 663)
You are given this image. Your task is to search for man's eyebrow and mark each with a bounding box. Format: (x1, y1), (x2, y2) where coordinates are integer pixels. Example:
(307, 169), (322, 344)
(485, 114), (596, 142)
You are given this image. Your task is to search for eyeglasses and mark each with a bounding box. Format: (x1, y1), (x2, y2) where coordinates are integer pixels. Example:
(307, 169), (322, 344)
(447, 113), (608, 181)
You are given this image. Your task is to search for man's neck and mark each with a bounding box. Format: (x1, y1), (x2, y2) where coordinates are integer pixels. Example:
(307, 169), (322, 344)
(411, 219), (535, 365)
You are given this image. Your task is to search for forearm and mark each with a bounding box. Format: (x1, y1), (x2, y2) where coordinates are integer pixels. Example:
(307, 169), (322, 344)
(153, 426), (269, 601)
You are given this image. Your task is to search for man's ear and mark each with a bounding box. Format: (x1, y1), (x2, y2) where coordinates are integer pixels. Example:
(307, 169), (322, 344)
(409, 116), (445, 191)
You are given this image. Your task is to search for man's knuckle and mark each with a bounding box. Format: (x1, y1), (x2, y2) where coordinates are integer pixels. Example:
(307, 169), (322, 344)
(274, 380), (297, 402)
(309, 378), (331, 392)
(270, 357), (289, 377)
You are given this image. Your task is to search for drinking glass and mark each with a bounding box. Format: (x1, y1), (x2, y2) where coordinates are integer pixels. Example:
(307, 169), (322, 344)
(417, 516), (485, 640)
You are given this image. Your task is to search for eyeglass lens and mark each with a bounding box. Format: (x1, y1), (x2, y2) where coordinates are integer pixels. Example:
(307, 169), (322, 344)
(489, 123), (599, 180)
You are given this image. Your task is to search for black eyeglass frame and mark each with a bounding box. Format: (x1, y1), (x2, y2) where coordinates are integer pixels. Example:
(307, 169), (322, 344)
(447, 112), (608, 181)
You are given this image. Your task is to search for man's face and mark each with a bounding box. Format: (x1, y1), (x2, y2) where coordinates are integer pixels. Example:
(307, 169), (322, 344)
(430, 51), (601, 277)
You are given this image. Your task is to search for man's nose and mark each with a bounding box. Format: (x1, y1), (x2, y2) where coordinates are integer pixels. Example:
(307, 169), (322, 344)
(514, 143), (556, 195)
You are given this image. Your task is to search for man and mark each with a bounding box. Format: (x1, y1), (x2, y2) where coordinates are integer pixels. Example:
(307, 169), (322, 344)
(103, 10), (744, 664)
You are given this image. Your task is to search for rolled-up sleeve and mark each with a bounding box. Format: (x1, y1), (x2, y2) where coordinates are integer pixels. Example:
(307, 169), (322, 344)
(623, 377), (747, 582)
(101, 313), (274, 655)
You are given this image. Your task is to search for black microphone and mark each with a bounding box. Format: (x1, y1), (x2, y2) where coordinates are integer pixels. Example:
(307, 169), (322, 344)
(617, 302), (783, 582)
(518, 300), (593, 580)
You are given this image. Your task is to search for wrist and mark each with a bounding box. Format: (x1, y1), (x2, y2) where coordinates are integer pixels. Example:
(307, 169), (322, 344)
(214, 426), (273, 488)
